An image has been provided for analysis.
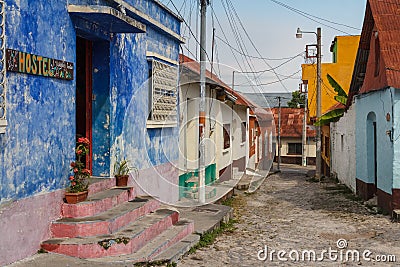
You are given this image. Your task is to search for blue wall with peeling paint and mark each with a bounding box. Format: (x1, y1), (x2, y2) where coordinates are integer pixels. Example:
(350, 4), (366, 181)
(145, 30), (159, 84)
(0, 0), (181, 204)
(1, 0), (76, 203)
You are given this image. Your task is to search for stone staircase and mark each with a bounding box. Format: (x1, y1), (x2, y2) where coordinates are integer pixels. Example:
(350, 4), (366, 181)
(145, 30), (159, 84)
(41, 178), (195, 263)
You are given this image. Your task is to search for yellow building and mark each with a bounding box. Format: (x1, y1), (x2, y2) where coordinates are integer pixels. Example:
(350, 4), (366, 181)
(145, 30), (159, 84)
(302, 35), (359, 176)
(302, 35), (360, 122)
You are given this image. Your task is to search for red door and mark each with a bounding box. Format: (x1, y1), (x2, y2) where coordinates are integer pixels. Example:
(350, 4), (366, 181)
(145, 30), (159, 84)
(76, 37), (93, 172)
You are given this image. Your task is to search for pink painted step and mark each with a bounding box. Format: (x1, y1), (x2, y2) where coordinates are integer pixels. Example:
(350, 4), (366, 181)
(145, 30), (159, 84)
(52, 197), (160, 238)
(41, 209), (180, 258)
(88, 219), (195, 263)
(62, 187), (135, 218)
(87, 177), (116, 196)
(130, 219), (195, 262)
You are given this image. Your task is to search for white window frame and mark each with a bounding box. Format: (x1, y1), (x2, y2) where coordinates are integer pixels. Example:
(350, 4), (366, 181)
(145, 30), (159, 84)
(146, 57), (178, 128)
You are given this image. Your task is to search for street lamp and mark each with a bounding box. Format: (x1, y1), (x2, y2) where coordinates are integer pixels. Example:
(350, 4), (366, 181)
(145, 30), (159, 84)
(296, 27), (322, 181)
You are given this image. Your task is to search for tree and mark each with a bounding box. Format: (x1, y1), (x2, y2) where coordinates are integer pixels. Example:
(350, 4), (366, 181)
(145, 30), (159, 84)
(287, 90), (306, 108)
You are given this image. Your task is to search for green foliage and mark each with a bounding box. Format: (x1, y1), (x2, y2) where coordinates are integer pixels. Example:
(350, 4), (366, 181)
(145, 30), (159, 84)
(114, 159), (131, 176)
(221, 197), (234, 207)
(334, 95), (347, 105)
(189, 219), (237, 254)
(287, 91), (305, 108)
(314, 74), (348, 126)
(314, 108), (345, 126)
(327, 74), (347, 98)
(98, 237), (130, 250)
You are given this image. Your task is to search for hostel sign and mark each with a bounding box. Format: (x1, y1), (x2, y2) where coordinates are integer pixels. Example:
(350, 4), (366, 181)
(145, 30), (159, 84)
(6, 49), (74, 80)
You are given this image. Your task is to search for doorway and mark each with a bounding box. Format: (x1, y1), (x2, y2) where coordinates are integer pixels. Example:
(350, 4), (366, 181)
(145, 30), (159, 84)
(76, 36), (93, 172)
(367, 112), (377, 193)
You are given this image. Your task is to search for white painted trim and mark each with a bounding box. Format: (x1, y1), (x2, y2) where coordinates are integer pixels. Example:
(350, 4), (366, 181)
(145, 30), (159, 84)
(146, 52), (178, 65)
(146, 120), (177, 128)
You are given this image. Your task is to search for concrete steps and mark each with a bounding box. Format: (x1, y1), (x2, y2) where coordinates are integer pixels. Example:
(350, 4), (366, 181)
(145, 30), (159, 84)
(41, 179), (195, 262)
(51, 197), (160, 238)
(42, 209), (181, 258)
(62, 187), (135, 218)
(88, 219), (195, 263)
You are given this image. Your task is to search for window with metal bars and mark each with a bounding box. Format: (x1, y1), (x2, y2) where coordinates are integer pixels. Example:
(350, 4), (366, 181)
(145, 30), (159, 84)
(147, 59), (178, 126)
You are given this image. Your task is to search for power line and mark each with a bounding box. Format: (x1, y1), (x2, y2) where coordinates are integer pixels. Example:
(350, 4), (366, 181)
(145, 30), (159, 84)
(212, 1), (264, 92)
(269, 0), (355, 35)
(168, 0), (212, 63)
(234, 69), (301, 87)
(215, 35), (304, 61)
(221, 0), (264, 89)
(225, 0), (290, 91)
(270, 0), (361, 31)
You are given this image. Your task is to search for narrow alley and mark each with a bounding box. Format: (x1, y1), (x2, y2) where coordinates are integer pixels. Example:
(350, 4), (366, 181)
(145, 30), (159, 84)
(180, 164), (400, 266)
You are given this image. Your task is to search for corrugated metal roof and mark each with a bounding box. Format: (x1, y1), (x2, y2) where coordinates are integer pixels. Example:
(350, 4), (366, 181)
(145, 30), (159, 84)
(349, 0), (400, 102)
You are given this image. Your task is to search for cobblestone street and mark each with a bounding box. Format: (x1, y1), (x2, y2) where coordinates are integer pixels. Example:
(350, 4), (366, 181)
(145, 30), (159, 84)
(180, 165), (400, 266)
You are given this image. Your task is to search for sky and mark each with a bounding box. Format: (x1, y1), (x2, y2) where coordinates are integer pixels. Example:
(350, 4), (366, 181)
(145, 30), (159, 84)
(160, 0), (367, 94)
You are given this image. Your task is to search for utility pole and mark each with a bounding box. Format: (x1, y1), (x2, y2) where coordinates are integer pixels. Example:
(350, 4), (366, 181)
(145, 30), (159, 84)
(296, 27), (322, 179)
(302, 84), (308, 167)
(211, 28), (216, 78)
(301, 89), (308, 166)
(198, 0), (208, 204)
(316, 27), (322, 181)
(277, 96), (281, 172)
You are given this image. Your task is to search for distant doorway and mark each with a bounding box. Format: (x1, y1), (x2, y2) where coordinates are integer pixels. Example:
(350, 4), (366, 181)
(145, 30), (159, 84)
(76, 37), (93, 171)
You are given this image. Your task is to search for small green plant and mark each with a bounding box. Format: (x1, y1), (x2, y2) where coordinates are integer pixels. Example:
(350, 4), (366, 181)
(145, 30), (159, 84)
(98, 237), (130, 250)
(37, 248), (48, 254)
(189, 219), (237, 254)
(114, 159), (131, 176)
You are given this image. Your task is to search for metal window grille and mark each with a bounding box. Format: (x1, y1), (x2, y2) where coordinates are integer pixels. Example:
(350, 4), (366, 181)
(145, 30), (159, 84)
(149, 59), (177, 122)
(0, 0), (6, 134)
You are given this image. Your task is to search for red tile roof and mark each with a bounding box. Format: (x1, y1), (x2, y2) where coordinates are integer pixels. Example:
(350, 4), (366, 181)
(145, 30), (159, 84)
(271, 108), (316, 138)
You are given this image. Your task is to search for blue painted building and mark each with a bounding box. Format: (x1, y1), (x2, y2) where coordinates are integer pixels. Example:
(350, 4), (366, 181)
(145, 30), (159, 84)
(0, 0), (183, 264)
(348, 0), (400, 213)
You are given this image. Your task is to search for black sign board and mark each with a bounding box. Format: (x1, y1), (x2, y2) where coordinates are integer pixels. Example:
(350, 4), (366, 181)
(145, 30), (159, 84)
(6, 49), (73, 80)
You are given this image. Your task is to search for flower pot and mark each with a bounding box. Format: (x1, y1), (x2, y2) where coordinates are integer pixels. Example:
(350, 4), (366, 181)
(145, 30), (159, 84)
(115, 175), (129, 186)
(65, 191), (88, 204)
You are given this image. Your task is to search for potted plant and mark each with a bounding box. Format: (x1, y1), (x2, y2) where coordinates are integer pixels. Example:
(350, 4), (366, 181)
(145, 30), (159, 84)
(65, 137), (90, 204)
(114, 159), (137, 186)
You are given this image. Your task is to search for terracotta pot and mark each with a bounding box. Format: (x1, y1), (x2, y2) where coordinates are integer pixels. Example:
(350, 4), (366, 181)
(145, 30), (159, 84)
(65, 191), (88, 204)
(115, 175), (129, 186)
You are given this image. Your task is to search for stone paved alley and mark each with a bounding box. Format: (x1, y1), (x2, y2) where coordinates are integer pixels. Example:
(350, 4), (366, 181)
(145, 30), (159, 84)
(180, 165), (400, 266)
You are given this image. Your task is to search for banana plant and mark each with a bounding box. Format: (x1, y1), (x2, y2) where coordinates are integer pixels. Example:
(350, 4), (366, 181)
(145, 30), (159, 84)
(314, 74), (347, 126)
